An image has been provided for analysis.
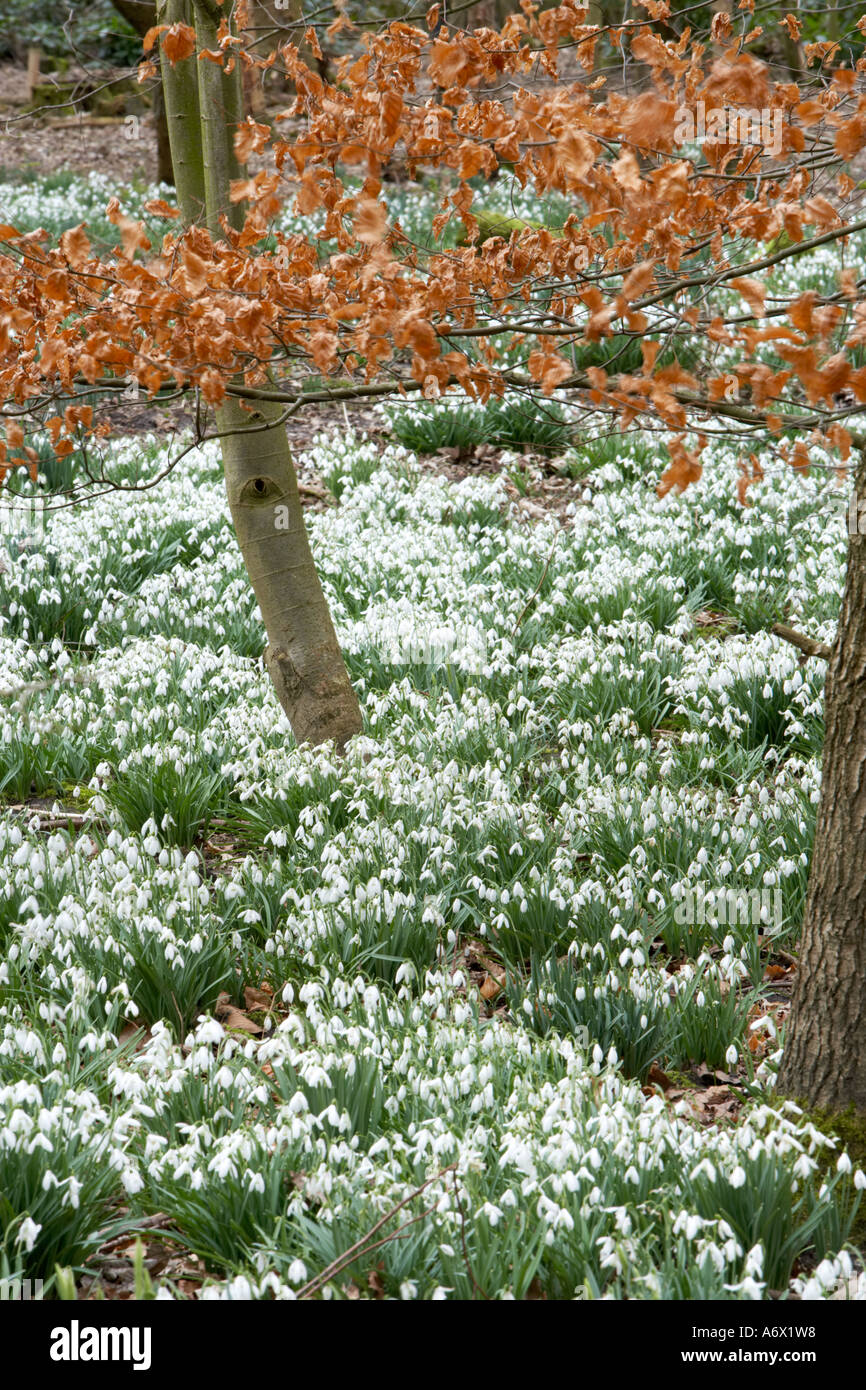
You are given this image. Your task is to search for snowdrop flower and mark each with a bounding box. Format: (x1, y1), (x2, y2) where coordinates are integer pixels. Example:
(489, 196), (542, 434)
(814, 1259), (837, 1290)
(16, 1217), (41, 1253)
(196, 1017), (225, 1045)
(743, 1245), (764, 1277)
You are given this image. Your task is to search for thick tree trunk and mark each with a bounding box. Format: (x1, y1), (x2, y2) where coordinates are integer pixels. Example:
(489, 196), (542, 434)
(158, 0), (362, 750)
(777, 457), (866, 1111)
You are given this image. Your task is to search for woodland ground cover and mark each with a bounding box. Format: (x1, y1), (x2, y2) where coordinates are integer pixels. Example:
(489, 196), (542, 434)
(1, 172), (865, 1301)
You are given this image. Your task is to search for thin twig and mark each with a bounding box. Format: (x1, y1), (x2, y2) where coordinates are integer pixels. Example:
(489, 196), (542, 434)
(511, 530), (559, 638)
(296, 1164), (457, 1300)
(297, 480), (330, 501)
(451, 1169), (488, 1300)
(0, 668), (98, 707)
(7, 807), (108, 831)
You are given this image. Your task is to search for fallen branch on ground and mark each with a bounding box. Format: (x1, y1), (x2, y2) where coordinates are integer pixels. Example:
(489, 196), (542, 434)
(771, 623), (833, 661)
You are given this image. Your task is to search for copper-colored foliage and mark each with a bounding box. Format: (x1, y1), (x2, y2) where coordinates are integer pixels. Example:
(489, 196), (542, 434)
(2, 7), (864, 491)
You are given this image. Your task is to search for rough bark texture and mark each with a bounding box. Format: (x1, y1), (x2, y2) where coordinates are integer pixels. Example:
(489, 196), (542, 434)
(777, 458), (866, 1112)
(158, 0), (362, 750)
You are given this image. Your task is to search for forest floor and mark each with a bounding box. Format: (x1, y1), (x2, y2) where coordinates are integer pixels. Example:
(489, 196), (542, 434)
(1, 99), (865, 1303)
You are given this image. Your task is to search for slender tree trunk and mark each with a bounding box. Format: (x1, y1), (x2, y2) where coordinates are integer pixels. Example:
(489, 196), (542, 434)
(242, 0), (268, 119)
(158, 0), (362, 750)
(152, 82), (175, 187)
(110, 0), (175, 186)
(777, 454), (866, 1112)
(219, 397), (364, 749)
(157, 0), (205, 219)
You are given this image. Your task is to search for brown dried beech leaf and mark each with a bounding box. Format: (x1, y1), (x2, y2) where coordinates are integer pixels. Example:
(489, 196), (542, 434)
(215, 992), (262, 1034)
(244, 984), (275, 1011)
(354, 199), (388, 245)
(729, 276), (766, 319)
(161, 23), (196, 66)
(645, 1062), (675, 1092)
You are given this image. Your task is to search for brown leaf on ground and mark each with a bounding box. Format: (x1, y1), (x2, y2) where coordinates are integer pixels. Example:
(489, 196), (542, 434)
(214, 993), (263, 1034)
(644, 1067), (678, 1089)
(117, 1022), (153, 1051)
(244, 984), (275, 1011)
(764, 962), (791, 981)
(687, 1084), (742, 1124)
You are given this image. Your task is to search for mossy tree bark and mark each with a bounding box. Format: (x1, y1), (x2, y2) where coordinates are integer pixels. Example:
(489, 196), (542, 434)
(157, 0), (362, 750)
(777, 452), (866, 1112)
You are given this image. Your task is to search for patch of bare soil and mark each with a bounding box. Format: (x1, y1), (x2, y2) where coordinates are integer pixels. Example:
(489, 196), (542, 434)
(98, 394), (589, 522)
(79, 1214), (205, 1301)
(415, 443), (589, 525)
(0, 64), (158, 183)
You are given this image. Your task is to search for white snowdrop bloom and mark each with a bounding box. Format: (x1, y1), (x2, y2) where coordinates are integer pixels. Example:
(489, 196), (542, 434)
(743, 1245), (764, 1277)
(726, 1276), (765, 1300)
(814, 1259), (838, 1290)
(800, 1278), (825, 1301)
(16, 1217), (41, 1253)
(122, 1166), (145, 1195)
(725, 1045), (738, 1067)
(480, 1202), (503, 1226)
(196, 1017), (225, 1045)
(224, 1276), (255, 1301)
